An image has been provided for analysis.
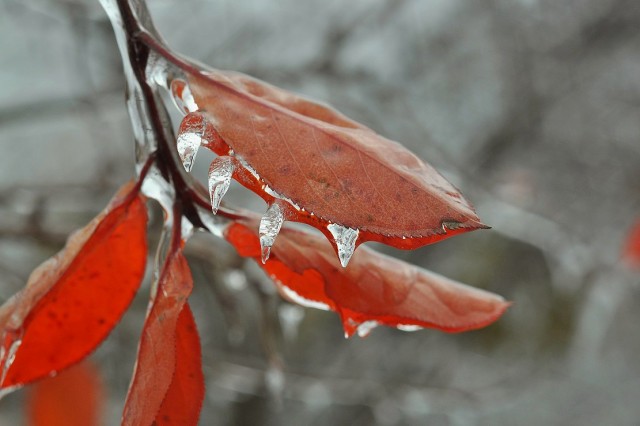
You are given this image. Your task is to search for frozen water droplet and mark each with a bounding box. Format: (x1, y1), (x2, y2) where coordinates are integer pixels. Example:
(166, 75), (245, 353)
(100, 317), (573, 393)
(170, 78), (198, 115)
(259, 203), (285, 263)
(327, 223), (359, 267)
(208, 156), (235, 214)
(176, 131), (201, 172)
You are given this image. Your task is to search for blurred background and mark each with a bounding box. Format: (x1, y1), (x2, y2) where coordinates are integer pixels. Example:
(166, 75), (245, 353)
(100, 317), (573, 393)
(1, 0), (640, 424)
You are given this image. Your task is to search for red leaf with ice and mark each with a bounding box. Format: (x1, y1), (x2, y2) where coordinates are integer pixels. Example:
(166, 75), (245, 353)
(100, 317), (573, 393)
(0, 182), (147, 391)
(26, 361), (103, 426)
(225, 220), (509, 337)
(122, 241), (202, 426)
(183, 68), (485, 254)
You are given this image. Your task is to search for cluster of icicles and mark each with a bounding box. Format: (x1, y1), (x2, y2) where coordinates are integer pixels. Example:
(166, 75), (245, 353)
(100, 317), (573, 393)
(170, 79), (359, 268)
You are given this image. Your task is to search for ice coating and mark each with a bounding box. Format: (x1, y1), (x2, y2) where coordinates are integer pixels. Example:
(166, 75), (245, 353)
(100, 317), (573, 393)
(356, 320), (379, 338)
(176, 132), (201, 173)
(208, 156), (235, 214)
(396, 324), (423, 332)
(259, 203), (285, 263)
(278, 283), (331, 312)
(141, 165), (175, 215)
(170, 78), (199, 115)
(327, 223), (359, 267)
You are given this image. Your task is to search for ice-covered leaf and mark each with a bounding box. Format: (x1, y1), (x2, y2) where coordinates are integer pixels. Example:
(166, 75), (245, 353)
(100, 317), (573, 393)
(122, 244), (202, 426)
(0, 182), (147, 391)
(225, 221), (509, 337)
(26, 361), (102, 426)
(182, 69), (486, 257)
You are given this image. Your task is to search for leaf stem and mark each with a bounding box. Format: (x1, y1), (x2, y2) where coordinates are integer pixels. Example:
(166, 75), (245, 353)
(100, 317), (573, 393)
(102, 0), (249, 229)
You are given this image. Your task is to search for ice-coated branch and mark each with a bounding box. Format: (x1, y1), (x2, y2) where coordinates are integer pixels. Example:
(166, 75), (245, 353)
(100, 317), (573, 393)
(99, 0), (237, 231)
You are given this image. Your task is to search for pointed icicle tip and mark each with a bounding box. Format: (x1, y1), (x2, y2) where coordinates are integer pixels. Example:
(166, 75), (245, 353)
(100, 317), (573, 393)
(176, 131), (201, 173)
(259, 203), (285, 263)
(208, 156), (235, 214)
(327, 223), (359, 268)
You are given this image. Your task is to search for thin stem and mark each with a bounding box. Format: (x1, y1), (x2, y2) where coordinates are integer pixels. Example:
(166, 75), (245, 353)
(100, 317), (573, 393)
(102, 0), (249, 230)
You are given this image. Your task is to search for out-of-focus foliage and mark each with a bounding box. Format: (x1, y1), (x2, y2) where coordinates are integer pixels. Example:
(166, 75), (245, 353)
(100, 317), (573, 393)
(1, 0), (639, 424)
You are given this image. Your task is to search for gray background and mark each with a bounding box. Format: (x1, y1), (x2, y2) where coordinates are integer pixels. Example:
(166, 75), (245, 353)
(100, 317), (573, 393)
(1, 0), (640, 425)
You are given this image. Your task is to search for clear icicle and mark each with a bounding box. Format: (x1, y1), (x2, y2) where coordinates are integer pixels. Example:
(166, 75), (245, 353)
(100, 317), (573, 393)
(208, 156), (235, 214)
(176, 131), (201, 172)
(327, 223), (359, 267)
(259, 203), (285, 263)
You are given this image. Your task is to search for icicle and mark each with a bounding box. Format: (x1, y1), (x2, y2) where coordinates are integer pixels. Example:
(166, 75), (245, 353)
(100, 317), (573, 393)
(176, 131), (201, 173)
(259, 203), (285, 263)
(170, 78), (198, 115)
(208, 156), (235, 214)
(327, 223), (359, 267)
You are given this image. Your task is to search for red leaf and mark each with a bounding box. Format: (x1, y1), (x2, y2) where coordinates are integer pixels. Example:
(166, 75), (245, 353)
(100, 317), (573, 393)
(185, 69), (485, 251)
(0, 182), (147, 391)
(226, 221), (509, 337)
(622, 218), (640, 268)
(154, 305), (204, 426)
(26, 361), (103, 426)
(122, 242), (202, 426)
